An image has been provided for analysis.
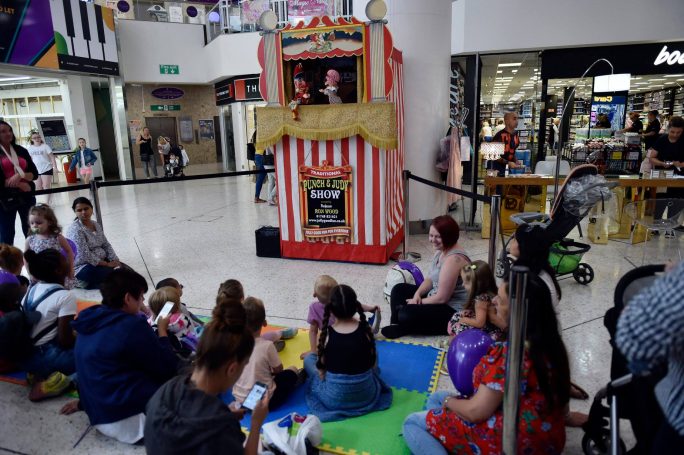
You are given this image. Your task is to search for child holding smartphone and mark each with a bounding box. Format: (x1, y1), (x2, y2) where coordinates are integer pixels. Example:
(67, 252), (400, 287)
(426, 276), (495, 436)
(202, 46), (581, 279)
(232, 297), (302, 411)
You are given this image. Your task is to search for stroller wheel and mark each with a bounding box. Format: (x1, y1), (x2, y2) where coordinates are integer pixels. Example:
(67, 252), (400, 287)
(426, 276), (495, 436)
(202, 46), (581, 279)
(581, 431), (626, 455)
(496, 254), (513, 279)
(573, 263), (595, 285)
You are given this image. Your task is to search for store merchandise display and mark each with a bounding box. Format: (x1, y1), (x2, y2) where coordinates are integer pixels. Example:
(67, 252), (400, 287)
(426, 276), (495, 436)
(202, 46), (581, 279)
(564, 135), (642, 174)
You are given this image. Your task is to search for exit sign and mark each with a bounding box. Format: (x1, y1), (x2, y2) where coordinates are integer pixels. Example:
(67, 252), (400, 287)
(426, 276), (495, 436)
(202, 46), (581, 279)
(151, 104), (181, 112)
(159, 65), (179, 75)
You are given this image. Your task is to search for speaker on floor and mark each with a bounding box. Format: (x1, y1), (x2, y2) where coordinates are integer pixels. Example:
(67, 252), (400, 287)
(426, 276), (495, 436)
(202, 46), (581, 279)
(255, 226), (281, 258)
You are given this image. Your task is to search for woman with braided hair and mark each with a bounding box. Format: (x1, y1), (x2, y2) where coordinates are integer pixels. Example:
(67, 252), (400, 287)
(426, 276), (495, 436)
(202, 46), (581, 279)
(144, 294), (269, 454)
(303, 284), (392, 422)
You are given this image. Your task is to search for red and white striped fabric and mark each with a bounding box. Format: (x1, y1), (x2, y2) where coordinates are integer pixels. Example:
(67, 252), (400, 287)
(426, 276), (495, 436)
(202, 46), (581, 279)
(387, 49), (404, 241)
(274, 135), (403, 263)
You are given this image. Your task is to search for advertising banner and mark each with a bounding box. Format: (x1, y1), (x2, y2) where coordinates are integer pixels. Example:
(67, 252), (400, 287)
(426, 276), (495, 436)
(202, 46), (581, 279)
(241, 0), (269, 25)
(49, 0), (119, 75)
(288, 0), (332, 18)
(299, 162), (353, 243)
(198, 119), (214, 140)
(0, 0), (57, 68)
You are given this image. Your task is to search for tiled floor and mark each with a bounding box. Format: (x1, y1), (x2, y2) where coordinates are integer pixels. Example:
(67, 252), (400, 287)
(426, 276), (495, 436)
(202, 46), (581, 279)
(1, 174), (679, 454)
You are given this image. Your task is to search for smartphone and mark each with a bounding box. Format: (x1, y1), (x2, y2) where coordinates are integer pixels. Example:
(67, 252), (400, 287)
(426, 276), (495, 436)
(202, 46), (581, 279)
(154, 301), (175, 324)
(241, 382), (267, 411)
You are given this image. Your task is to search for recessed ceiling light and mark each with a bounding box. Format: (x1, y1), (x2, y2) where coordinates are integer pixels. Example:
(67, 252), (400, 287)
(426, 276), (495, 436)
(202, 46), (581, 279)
(497, 70), (503, 74)
(650, 78), (666, 81)
(512, 70), (518, 73)
(498, 63), (523, 67)
(664, 74), (684, 77)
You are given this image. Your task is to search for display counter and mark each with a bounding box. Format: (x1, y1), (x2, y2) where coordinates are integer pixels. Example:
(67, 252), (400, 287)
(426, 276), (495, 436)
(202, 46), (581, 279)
(482, 175), (684, 244)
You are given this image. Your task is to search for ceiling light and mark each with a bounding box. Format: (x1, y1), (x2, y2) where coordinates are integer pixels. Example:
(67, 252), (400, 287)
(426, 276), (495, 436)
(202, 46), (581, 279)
(0, 80), (56, 87)
(496, 70), (503, 74)
(664, 74), (684, 77)
(498, 63), (523, 67)
(511, 70), (518, 73)
(0, 76), (31, 82)
(649, 78), (666, 81)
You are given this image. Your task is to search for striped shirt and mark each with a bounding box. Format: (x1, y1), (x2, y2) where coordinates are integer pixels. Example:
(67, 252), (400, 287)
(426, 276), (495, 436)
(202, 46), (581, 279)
(616, 261), (684, 436)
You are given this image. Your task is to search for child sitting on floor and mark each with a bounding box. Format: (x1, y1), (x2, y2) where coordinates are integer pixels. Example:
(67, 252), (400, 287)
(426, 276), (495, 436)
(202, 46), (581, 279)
(231, 297), (302, 411)
(25, 204), (75, 286)
(447, 261), (503, 342)
(303, 284), (392, 422)
(216, 278), (296, 351)
(148, 287), (202, 357)
(301, 275), (381, 359)
(156, 277), (204, 326)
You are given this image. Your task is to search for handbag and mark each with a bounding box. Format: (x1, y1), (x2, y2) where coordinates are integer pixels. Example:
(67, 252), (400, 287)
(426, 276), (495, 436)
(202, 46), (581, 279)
(263, 153), (275, 166)
(247, 142), (256, 161)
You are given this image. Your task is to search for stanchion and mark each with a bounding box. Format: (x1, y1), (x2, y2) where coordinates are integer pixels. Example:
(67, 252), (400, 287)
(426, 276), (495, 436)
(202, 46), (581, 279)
(488, 194), (500, 271)
(89, 180), (104, 228)
(402, 170), (410, 260)
(502, 265), (530, 454)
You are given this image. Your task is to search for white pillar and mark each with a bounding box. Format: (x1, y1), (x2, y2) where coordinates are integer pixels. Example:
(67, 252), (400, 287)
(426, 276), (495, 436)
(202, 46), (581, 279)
(355, 0), (451, 222)
(61, 75), (100, 149)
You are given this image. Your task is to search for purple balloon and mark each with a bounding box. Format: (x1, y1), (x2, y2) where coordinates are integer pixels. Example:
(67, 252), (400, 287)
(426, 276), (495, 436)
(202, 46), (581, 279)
(0, 270), (20, 286)
(397, 261), (424, 286)
(117, 0), (130, 13)
(446, 329), (494, 396)
(186, 6), (198, 17)
(62, 238), (78, 258)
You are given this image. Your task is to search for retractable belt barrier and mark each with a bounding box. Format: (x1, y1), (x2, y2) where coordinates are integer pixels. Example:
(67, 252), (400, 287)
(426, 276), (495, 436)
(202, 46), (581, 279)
(402, 170), (501, 270)
(0, 168), (275, 227)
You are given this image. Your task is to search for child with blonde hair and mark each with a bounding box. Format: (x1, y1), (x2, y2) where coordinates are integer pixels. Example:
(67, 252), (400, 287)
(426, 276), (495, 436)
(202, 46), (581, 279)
(301, 275), (380, 359)
(25, 204), (75, 283)
(148, 286), (201, 356)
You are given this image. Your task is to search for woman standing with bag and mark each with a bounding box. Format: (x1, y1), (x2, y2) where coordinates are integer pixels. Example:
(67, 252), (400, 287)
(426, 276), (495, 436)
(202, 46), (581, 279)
(0, 121), (38, 244)
(136, 127), (158, 178)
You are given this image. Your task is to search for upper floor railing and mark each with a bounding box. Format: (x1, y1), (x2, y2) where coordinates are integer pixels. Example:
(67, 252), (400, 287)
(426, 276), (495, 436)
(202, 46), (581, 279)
(112, 0), (352, 43)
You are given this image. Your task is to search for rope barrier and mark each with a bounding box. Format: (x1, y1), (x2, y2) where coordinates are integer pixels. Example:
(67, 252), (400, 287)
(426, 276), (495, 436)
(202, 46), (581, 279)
(405, 171), (492, 204)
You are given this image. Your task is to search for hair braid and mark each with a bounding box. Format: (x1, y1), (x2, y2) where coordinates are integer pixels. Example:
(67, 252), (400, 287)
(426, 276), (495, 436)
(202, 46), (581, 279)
(315, 303), (332, 377)
(356, 302), (377, 366)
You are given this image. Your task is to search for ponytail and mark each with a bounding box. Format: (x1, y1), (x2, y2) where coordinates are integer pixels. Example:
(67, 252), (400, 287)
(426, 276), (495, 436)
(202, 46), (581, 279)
(197, 296), (254, 372)
(356, 301), (377, 368)
(315, 303), (332, 377)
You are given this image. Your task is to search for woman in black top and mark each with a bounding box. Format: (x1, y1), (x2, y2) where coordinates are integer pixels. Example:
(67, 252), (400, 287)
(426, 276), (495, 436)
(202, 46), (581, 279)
(136, 127), (158, 178)
(144, 296), (268, 455)
(303, 285), (392, 422)
(0, 121), (38, 244)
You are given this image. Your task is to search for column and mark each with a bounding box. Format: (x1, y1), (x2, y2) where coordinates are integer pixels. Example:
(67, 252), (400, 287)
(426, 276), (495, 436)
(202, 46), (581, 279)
(356, 0), (452, 223)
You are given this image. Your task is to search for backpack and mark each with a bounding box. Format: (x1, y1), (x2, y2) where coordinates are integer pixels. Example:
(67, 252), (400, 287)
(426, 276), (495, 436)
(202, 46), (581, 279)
(0, 285), (65, 362)
(383, 261), (425, 304)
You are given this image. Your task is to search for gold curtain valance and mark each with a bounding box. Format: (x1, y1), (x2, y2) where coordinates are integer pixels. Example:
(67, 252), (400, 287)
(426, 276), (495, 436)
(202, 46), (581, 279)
(256, 103), (398, 150)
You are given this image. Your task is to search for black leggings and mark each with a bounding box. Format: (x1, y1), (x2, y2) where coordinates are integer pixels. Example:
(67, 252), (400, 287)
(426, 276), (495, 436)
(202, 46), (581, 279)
(270, 369), (298, 410)
(389, 283), (455, 336)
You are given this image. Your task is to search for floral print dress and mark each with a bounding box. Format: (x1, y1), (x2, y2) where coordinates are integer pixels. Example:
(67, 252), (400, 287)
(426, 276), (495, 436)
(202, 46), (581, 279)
(447, 293), (504, 342)
(425, 343), (566, 454)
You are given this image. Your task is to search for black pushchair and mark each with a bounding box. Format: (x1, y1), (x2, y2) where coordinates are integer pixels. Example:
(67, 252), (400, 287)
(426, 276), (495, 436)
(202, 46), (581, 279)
(496, 164), (617, 284)
(582, 264), (667, 454)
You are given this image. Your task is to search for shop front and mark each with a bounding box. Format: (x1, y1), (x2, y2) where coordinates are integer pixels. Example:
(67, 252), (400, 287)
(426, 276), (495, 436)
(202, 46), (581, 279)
(214, 75), (265, 172)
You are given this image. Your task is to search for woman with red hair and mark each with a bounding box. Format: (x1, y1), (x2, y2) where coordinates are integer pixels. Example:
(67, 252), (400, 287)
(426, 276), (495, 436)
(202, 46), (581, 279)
(382, 215), (470, 339)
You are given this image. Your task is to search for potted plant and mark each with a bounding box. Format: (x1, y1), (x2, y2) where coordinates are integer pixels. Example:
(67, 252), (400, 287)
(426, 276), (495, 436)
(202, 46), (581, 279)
(61, 152), (78, 184)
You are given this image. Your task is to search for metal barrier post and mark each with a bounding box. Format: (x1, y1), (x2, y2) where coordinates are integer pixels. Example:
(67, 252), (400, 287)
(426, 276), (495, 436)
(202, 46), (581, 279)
(402, 170), (410, 260)
(89, 180), (104, 228)
(502, 265), (530, 454)
(488, 194), (500, 271)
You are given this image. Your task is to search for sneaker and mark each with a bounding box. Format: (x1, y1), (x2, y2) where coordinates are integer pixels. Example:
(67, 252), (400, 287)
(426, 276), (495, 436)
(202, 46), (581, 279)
(369, 309), (382, 335)
(279, 327), (298, 340)
(380, 324), (405, 340)
(28, 372), (72, 402)
(274, 340), (286, 352)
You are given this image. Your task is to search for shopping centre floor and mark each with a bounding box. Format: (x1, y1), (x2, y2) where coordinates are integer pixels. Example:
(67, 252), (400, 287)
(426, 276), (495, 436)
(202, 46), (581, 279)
(2, 173), (681, 455)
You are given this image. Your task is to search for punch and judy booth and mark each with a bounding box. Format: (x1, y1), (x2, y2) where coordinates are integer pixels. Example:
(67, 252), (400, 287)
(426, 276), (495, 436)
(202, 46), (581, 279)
(256, 12), (404, 264)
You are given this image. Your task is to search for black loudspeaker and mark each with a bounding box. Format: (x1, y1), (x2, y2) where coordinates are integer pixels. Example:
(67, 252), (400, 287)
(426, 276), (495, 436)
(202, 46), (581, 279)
(255, 226), (281, 258)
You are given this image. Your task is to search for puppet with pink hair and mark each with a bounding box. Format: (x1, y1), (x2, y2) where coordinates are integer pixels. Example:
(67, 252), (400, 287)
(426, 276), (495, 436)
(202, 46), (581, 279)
(320, 69), (342, 104)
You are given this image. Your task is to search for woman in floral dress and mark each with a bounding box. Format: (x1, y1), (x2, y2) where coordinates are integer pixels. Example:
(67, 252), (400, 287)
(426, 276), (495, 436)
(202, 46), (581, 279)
(403, 275), (570, 454)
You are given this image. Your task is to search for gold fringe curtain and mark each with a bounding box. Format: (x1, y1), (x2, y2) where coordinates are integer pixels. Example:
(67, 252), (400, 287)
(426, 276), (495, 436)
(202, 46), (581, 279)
(256, 103), (398, 150)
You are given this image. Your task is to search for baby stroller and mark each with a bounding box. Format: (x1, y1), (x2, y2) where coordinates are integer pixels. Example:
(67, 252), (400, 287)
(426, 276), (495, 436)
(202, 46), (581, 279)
(496, 164), (617, 284)
(582, 264), (667, 454)
(164, 149), (184, 178)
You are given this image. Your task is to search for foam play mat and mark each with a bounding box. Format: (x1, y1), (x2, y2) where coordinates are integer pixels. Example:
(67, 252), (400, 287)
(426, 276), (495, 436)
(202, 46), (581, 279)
(225, 328), (444, 455)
